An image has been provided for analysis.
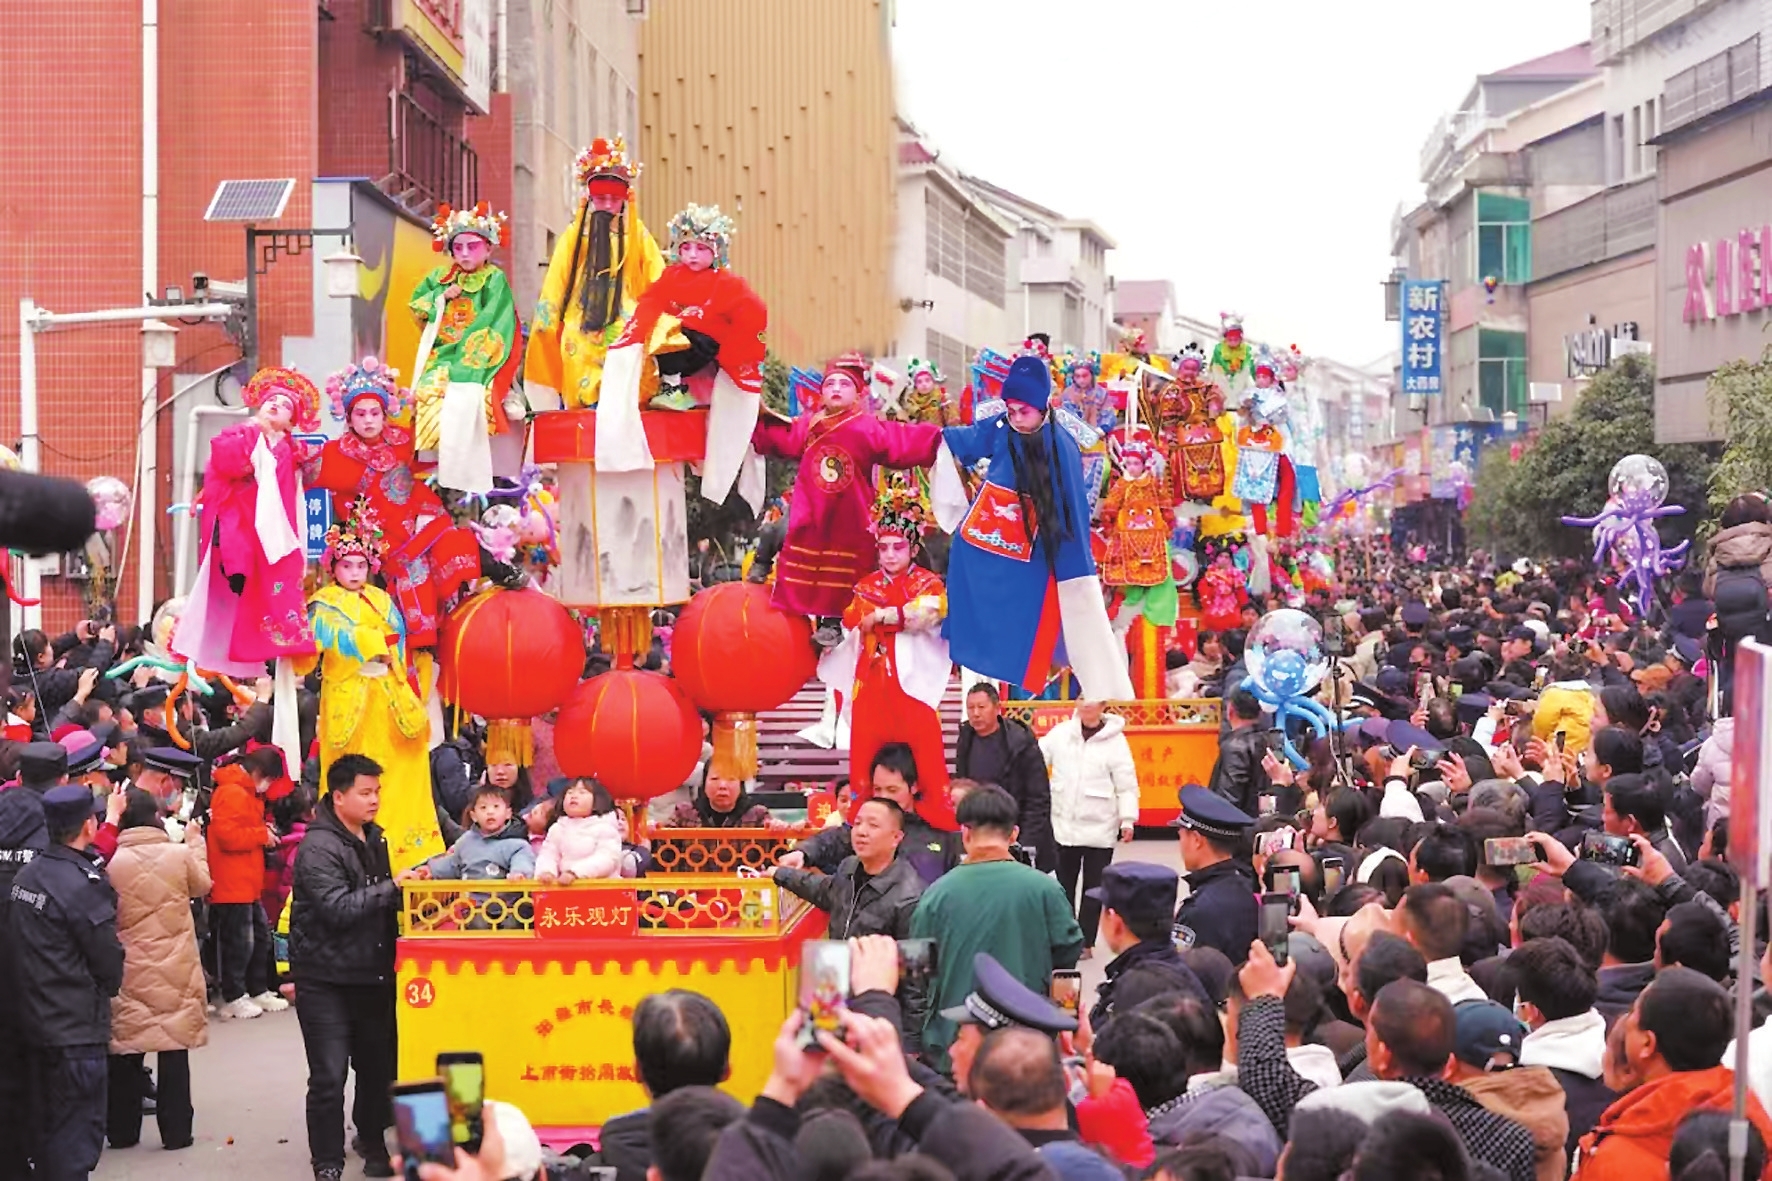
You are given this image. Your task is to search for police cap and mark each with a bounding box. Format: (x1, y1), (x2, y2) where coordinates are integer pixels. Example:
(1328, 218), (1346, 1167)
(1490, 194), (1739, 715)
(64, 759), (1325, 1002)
(939, 952), (1077, 1035)
(16, 742), (69, 786)
(1169, 783), (1254, 841)
(1085, 861), (1179, 927)
(42, 784), (94, 833)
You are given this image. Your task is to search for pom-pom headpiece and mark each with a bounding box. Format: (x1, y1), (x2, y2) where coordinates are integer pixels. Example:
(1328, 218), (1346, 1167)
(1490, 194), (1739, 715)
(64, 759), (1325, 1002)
(1019, 334), (1052, 360)
(326, 356), (409, 422)
(244, 367), (321, 432)
(667, 203), (737, 268)
(1220, 310), (1246, 334)
(1119, 439), (1153, 464)
(574, 135), (641, 196)
(822, 351), (873, 396)
(1174, 342), (1208, 371)
(904, 357), (944, 385)
(431, 201), (507, 251)
(1252, 345), (1277, 379)
(1058, 349), (1101, 381)
(872, 487), (928, 547)
(323, 498), (386, 572)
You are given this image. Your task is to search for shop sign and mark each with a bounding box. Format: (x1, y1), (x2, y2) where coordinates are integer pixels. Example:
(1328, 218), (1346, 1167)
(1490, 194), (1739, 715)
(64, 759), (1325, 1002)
(1401, 280), (1446, 394)
(1564, 322), (1640, 378)
(392, 0), (493, 114)
(1684, 226), (1771, 322)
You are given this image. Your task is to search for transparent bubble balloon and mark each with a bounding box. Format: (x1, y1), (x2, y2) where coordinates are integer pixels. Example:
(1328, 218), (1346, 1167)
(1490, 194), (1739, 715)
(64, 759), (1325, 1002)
(0, 445), (19, 472)
(1608, 455), (1668, 514)
(480, 504), (523, 531)
(86, 476), (132, 532)
(1244, 608), (1328, 699)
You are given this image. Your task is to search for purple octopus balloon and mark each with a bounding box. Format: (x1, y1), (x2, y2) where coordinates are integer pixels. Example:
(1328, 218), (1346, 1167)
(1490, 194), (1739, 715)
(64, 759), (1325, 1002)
(1561, 455), (1689, 615)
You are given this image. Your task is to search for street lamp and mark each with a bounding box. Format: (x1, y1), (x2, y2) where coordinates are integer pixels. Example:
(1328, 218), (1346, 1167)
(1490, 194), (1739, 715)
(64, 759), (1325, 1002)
(141, 320), (179, 369)
(1382, 266), (1406, 322)
(1501, 410), (1519, 434)
(322, 249), (364, 299)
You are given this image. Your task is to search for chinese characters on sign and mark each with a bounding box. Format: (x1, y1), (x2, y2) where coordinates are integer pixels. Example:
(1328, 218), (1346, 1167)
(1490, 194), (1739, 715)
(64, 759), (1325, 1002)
(533, 891), (639, 938)
(532, 994), (636, 1039)
(1401, 281), (1446, 396)
(297, 434), (331, 560)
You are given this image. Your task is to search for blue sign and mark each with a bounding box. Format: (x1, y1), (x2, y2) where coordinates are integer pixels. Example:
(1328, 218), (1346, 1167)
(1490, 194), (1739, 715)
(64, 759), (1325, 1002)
(1401, 280), (1446, 396)
(296, 434), (332, 560)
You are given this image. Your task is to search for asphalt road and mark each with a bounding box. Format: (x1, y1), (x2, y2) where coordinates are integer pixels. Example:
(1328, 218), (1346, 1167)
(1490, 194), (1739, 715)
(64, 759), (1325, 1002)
(93, 835), (1185, 1178)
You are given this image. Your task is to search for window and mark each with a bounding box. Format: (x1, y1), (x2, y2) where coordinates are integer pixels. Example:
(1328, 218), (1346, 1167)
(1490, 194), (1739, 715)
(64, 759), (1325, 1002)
(587, 48), (600, 138)
(926, 329), (967, 385)
(567, 27), (581, 141)
(1478, 328), (1527, 418)
(608, 70), (621, 135)
(925, 188), (964, 285)
(963, 220), (1006, 307)
(1476, 191), (1530, 285)
(1630, 105), (1641, 176)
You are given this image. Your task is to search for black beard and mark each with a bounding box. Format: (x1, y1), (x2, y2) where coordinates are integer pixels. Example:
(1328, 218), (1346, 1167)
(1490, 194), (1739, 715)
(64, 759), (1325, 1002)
(575, 207), (622, 332)
(1006, 421), (1074, 571)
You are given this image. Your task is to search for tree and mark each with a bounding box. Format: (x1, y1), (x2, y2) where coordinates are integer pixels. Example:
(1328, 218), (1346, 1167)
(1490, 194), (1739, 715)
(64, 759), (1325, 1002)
(1706, 343), (1772, 534)
(1462, 354), (1713, 561)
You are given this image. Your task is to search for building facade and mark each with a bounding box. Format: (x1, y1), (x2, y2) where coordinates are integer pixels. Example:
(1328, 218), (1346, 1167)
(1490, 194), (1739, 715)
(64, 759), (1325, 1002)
(958, 176), (1117, 356)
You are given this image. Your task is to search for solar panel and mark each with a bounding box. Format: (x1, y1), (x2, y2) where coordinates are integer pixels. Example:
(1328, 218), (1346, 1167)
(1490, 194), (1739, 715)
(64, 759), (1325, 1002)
(204, 179), (296, 223)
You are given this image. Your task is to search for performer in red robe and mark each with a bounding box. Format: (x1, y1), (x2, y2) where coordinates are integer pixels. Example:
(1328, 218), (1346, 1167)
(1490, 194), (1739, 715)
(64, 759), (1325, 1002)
(306, 357), (483, 650)
(752, 353), (942, 645)
(832, 489), (955, 830)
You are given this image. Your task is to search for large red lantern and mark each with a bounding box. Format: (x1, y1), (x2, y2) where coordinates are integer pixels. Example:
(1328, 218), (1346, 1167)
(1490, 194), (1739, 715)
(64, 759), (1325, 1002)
(553, 670), (702, 802)
(439, 588), (585, 765)
(672, 581), (817, 779)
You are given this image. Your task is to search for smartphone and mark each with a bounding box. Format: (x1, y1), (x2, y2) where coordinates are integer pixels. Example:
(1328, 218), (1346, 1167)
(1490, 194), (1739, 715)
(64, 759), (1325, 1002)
(1322, 616), (1345, 657)
(896, 938), (939, 990)
(1258, 792), (1278, 817)
(797, 939), (850, 1048)
(1554, 730), (1568, 752)
(1049, 968), (1082, 1015)
(1484, 836), (1542, 867)
(1321, 856), (1345, 897)
(389, 1081), (455, 1178)
(436, 1052), (484, 1153)
(1263, 864), (1302, 897)
(1259, 893), (1292, 966)
(1255, 827), (1298, 858)
(1581, 830), (1641, 868)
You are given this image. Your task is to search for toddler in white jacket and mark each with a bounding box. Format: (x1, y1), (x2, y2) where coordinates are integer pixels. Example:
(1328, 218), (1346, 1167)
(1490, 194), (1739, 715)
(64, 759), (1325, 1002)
(535, 780), (624, 884)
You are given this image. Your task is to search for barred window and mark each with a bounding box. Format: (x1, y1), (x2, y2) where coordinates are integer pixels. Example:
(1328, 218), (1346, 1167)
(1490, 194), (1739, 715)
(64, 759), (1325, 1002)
(926, 329), (967, 385)
(964, 220), (1006, 307)
(926, 189), (965, 286)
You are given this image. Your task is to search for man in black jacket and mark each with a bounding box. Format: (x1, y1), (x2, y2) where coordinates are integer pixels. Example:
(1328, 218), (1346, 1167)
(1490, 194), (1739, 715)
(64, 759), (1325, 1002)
(779, 743), (957, 885)
(6, 784), (126, 1181)
(1206, 689), (1270, 815)
(954, 684), (1056, 872)
(289, 754), (423, 1181)
(1088, 861), (1207, 1027)
(596, 989), (732, 1181)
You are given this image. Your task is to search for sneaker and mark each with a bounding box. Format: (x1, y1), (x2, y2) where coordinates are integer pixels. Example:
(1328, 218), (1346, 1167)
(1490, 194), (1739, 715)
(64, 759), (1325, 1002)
(354, 1134), (394, 1178)
(250, 990), (290, 1012)
(360, 1159), (395, 1179)
(219, 996), (264, 1020)
(313, 1167), (344, 1181)
(812, 620), (844, 649)
(647, 388), (700, 412)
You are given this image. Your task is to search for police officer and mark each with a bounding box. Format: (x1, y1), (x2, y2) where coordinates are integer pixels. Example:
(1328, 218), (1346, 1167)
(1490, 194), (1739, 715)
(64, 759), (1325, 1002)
(939, 951), (1077, 1097)
(1086, 861), (1208, 1028)
(0, 742), (69, 1178)
(8, 784), (126, 1180)
(1170, 783), (1258, 964)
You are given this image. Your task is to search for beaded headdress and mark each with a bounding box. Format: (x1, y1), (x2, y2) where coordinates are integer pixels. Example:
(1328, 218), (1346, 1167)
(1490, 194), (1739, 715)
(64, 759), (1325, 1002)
(243, 367), (321, 432)
(1219, 310), (1246, 334)
(575, 135), (641, 196)
(904, 357), (944, 385)
(1284, 343), (1308, 374)
(872, 487), (928, 546)
(323, 498), (386, 572)
(1174, 342), (1209, 371)
(1119, 438), (1154, 464)
(325, 356), (409, 422)
(431, 201), (507, 251)
(667, 203), (737, 268)
(1252, 345), (1278, 379)
(1058, 349), (1101, 381)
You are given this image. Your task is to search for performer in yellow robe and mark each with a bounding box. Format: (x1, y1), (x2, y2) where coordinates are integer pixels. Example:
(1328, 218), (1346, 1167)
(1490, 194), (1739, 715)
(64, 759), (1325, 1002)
(524, 135), (668, 411)
(295, 499), (442, 873)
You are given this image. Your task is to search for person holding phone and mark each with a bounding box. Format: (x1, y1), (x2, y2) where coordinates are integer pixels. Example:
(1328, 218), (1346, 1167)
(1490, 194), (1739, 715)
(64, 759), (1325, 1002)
(1086, 862), (1207, 1028)
(1205, 690), (1272, 818)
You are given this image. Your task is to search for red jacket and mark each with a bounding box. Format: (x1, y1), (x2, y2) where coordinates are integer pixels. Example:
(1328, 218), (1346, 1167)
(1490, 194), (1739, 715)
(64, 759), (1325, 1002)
(1077, 1076), (1155, 1168)
(206, 765), (269, 903)
(1576, 1065), (1772, 1181)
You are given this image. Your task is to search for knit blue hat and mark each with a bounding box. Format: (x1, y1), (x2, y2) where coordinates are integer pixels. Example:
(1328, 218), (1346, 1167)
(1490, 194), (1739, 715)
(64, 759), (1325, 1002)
(1000, 355), (1052, 410)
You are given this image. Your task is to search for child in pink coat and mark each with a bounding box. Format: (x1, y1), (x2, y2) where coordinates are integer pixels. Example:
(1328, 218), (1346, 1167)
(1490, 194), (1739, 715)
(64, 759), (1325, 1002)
(535, 780), (624, 884)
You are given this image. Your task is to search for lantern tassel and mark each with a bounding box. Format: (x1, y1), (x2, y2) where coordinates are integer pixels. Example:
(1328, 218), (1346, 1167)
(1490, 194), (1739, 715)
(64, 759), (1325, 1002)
(486, 718), (535, 767)
(709, 710), (759, 781)
(599, 605), (654, 668)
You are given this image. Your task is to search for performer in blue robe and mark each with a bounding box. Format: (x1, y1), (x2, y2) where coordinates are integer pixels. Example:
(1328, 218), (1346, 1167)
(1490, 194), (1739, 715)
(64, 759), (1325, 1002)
(939, 355), (1135, 700)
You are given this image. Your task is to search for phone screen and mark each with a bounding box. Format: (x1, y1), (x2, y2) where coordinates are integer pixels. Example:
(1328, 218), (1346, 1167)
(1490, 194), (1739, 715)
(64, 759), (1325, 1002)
(1554, 730), (1567, 752)
(1484, 837), (1540, 867)
(798, 940), (850, 1048)
(1049, 969), (1082, 1014)
(1259, 894), (1291, 966)
(1263, 864), (1302, 897)
(437, 1054), (484, 1151)
(1321, 857), (1345, 897)
(390, 1083), (455, 1169)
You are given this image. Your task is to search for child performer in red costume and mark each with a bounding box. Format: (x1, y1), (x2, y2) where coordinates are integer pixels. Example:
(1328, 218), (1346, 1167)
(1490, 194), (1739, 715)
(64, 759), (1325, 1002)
(752, 354), (943, 647)
(827, 488), (956, 830)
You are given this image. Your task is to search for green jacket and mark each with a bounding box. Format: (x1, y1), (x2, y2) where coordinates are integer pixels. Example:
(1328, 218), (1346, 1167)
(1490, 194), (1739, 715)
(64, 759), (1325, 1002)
(909, 857), (1084, 1070)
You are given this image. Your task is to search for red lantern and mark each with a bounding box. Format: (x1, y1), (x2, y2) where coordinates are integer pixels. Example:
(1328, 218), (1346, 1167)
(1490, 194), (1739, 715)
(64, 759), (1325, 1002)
(672, 581), (817, 779)
(439, 588), (585, 765)
(553, 670), (702, 802)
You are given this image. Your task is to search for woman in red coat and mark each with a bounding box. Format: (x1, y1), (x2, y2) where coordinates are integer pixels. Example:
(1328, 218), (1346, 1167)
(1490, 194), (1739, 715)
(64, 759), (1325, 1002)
(306, 357), (483, 652)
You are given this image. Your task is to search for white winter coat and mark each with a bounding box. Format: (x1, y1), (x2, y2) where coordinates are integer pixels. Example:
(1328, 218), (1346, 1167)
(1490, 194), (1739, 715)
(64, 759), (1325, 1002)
(1692, 717), (1734, 830)
(1040, 712), (1139, 849)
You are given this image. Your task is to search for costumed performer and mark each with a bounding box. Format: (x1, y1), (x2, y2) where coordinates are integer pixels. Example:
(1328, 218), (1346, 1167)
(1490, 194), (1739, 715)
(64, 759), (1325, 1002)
(295, 499), (441, 873)
(1097, 439), (1180, 632)
(1232, 351), (1299, 538)
(878, 357), (953, 501)
(524, 134), (665, 412)
(410, 202), (523, 494)
(753, 353), (943, 648)
(596, 203), (767, 491)
(1279, 345), (1323, 523)
(1207, 311), (1253, 404)
(931, 354), (1135, 701)
(818, 488), (956, 830)
(174, 366), (316, 778)
(1053, 350), (1115, 516)
(1159, 344), (1227, 504)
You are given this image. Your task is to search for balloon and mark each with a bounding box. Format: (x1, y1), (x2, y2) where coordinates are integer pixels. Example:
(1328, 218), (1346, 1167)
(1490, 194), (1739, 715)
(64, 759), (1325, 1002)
(1608, 454), (1668, 514)
(87, 476), (132, 532)
(1244, 608), (1328, 699)
(0, 446), (19, 472)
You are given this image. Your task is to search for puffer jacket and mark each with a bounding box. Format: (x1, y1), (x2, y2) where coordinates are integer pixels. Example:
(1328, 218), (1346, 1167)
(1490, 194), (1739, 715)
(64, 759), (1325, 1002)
(1146, 1083), (1283, 1176)
(1705, 520), (1772, 645)
(1462, 1066), (1571, 1181)
(109, 826), (212, 1053)
(535, 812), (623, 880)
(1691, 717), (1733, 829)
(206, 763), (270, 903)
(1577, 1065), (1772, 1181)
(1039, 713), (1139, 849)
(288, 793), (399, 986)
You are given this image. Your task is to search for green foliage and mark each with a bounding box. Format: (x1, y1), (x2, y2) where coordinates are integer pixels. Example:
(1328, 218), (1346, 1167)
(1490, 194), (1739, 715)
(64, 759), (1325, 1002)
(1463, 354), (1714, 561)
(685, 353), (795, 567)
(1706, 344), (1772, 538)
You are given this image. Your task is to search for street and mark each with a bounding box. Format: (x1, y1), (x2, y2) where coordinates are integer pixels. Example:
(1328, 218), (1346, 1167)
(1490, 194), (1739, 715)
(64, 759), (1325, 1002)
(92, 834), (1183, 1177)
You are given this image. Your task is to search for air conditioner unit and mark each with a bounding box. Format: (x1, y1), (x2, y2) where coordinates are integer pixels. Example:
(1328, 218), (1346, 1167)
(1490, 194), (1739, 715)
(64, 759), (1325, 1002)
(625, 0), (648, 14)
(1407, 393), (1425, 412)
(1529, 382), (1562, 404)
